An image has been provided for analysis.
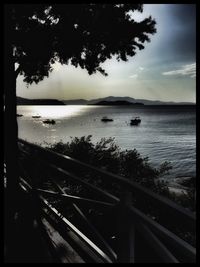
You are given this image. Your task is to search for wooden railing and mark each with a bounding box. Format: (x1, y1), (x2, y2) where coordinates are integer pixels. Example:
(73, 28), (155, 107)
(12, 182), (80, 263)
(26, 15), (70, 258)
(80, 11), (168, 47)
(18, 139), (196, 263)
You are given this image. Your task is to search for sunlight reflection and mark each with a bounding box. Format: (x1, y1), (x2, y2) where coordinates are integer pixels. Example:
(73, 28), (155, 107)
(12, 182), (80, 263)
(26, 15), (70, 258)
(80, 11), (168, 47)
(23, 105), (87, 119)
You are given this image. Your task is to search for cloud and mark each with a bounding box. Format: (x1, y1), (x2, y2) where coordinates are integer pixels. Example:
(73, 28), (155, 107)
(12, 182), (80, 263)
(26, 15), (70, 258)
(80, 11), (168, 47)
(129, 74), (138, 79)
(129, 67), (144, 79)
(162, 63), (196, 78)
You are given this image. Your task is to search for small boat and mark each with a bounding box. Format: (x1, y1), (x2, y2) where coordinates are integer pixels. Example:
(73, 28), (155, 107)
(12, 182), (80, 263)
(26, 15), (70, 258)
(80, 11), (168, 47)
(32, 115), (41, 118)
(17, 114), (23, 117)
(43, 119), (56, 124)
(101, 116), (113, 122)
(130, 117), (141, 126)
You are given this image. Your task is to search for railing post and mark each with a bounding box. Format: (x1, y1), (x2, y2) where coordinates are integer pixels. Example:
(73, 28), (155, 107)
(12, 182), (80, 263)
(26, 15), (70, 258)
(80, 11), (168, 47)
(116, 191), (135, 263)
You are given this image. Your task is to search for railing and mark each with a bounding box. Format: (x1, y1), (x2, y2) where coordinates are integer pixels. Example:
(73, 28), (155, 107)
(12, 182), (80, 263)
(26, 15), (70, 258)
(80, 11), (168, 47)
(18, 139), (196, 263)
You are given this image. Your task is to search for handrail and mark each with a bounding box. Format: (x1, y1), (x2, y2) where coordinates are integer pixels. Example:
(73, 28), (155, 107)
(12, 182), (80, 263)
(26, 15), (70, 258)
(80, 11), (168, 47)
(40, 196), (113, 263)
(50, 177), (117, 262)
(19, 158), (196, 261)
(137, 223), (179, 263)
(18, 138), (195, 229)
(19, 147), (119, 203)
(37, 189), (115, 208)
(128, 205), (196, 262)
(18, 139), (196, 263)
(19, 177), (114, 263)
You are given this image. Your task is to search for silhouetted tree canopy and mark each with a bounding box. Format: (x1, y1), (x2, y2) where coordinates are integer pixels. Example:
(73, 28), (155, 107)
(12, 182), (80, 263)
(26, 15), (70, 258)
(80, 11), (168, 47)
(4, 4), (156, 257)
(9, 4), (156, 83)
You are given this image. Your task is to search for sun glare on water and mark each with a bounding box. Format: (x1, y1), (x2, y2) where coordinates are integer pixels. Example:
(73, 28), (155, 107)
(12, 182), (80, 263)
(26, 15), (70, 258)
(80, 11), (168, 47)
(22, 105), (87, 119)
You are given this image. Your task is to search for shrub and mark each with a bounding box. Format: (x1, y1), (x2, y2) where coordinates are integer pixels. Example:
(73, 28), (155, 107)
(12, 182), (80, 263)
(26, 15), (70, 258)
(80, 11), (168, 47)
(42, 136), (195, 246)
(46, 136), (172, 193)
(45, 135), (196, 212)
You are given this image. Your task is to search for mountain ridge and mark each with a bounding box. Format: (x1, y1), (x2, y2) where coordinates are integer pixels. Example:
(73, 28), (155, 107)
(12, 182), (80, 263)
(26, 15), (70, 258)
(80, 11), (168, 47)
(91, 100), (144, 106)
(17, 96), (195, 105)
(62, 96), (195, 105)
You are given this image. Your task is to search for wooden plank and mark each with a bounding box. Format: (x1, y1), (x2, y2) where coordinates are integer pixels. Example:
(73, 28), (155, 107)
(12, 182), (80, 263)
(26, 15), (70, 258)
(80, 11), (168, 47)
(41, 217), (84, 263)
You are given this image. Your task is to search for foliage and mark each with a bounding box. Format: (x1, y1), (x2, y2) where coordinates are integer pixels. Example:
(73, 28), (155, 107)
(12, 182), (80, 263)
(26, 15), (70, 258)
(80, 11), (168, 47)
(47, 136), (170, 192)
(46, 135), (195, 212)
(4, 4), (157, 236)
(7, 4), (156, 83)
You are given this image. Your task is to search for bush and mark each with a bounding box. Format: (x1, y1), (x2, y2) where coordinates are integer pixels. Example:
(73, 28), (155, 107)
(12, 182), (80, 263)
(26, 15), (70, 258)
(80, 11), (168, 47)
(46, 136), (170, 191)
(45, 135), (196, 213)
(42, 136), (196, 246)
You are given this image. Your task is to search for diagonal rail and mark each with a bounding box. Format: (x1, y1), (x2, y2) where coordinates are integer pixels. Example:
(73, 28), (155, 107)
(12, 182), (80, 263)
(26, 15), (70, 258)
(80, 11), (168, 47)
(18, 139), (196, 263)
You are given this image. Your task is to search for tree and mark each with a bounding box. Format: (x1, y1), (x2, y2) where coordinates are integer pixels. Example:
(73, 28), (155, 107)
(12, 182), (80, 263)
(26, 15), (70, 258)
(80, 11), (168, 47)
(4, 3), (156, 254)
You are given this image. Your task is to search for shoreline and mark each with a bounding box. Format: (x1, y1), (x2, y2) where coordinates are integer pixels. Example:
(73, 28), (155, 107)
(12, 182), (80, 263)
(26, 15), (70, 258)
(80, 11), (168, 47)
(167, 176), (195, 195)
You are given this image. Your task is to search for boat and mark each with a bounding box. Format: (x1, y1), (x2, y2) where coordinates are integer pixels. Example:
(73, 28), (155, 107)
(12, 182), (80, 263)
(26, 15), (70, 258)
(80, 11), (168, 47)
(17, 114), (23, 117)
(32, 115), (41, 118)
(101, 116), (113, 122)
(130, 117), (141, 126)
(43, 119), (56, 124)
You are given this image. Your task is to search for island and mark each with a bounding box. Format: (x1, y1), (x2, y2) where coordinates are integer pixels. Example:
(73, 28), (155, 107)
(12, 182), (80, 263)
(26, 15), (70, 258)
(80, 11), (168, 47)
(89, 100), (144, 106)
(17, 97), (65, 105)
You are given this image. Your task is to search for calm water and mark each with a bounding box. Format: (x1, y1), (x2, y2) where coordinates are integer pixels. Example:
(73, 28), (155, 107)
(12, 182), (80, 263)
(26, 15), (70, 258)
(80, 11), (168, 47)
(17, 105), (196, 179)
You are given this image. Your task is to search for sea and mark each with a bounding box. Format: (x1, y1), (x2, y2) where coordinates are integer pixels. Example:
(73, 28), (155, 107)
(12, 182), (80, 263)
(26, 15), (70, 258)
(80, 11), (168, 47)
(17, 105), (196, 182)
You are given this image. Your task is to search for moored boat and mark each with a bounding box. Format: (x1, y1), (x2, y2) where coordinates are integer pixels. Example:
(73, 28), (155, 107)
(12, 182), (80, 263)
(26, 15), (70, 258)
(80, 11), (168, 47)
(130, 117), (141, 125)
(32, 115), (41, 118)
(43, 119), (56, 124)
(101, 116), (113, 122)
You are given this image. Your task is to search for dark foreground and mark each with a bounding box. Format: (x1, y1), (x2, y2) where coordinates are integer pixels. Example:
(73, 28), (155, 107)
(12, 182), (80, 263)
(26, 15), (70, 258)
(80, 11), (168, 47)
(4, 139), (196, 263)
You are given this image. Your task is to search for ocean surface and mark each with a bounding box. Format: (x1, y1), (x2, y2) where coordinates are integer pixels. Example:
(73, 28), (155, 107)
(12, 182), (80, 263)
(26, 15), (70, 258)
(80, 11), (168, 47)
(17, 105), (196, 180)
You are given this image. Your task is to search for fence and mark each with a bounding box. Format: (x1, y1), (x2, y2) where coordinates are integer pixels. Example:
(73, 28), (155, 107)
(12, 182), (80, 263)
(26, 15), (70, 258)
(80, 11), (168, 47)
(18, 138), (196, 263)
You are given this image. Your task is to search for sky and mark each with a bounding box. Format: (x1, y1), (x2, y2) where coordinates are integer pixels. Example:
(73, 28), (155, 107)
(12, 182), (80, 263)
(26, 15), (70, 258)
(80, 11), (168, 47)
(17, 4), (196, 103)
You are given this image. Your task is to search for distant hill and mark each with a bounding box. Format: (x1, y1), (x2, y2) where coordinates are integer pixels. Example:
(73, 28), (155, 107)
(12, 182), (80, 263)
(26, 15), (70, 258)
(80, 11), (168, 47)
(93, 100), (144, 106)
(63, 96), (195, 105)
(17, 97), (65, 105)
(17, 96), (195, 106)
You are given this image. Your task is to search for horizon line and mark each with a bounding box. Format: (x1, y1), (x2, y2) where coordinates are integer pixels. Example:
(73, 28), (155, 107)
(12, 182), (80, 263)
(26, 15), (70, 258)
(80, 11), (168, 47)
(16, 95), (196, 104)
